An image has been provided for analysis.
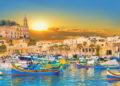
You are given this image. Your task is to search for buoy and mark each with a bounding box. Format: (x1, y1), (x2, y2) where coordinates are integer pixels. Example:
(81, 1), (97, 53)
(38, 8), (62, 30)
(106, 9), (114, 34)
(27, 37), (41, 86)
(0, 71), (4, 76)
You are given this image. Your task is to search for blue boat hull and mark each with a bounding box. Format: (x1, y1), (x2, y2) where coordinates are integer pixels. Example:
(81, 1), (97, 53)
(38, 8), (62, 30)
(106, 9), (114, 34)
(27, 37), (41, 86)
(107, 71), (120, 80)
(76, 64), (92, 68)
(76, 64), (120, 69)
(95, 66), (120, 69)
(12, 68), (64, 75)
(12, 63), (64, 75)
(107, 75), (120, 79)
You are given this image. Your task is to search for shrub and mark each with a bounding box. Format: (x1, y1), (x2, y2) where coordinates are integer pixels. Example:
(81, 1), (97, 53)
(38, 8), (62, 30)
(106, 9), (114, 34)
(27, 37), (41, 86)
(0, 45), (7, 52)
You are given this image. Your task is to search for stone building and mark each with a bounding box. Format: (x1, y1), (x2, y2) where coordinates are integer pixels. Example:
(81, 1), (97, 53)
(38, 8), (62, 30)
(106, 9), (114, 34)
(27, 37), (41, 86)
(0, 17), (29, 39)
(7, 39), (29, 55)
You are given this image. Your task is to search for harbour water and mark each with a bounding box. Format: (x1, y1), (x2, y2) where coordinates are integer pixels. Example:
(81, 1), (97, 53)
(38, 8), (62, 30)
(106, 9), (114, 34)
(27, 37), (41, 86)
(0, 65), (120, 86)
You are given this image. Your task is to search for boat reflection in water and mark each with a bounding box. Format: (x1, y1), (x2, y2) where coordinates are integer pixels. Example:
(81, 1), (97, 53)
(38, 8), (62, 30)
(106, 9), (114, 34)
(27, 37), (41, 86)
(12, 74), (63, 86)
(1, 64), (120, 86)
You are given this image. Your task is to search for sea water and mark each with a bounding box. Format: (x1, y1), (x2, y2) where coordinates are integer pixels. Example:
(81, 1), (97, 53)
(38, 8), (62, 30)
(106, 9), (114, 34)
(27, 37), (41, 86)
(0, 65), (120, 86)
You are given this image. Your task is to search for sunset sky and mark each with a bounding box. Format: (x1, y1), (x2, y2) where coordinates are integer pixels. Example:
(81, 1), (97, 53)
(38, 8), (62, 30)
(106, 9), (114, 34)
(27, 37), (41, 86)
(0, 0), (120, 40)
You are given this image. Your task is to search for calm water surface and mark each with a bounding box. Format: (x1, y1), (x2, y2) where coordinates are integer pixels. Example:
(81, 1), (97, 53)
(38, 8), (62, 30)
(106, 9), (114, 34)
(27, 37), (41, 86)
(0, 65), (120, 86)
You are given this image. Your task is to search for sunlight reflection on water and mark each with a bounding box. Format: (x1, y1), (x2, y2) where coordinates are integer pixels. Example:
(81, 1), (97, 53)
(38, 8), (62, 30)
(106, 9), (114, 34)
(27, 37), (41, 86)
(0, 64), (120, 86)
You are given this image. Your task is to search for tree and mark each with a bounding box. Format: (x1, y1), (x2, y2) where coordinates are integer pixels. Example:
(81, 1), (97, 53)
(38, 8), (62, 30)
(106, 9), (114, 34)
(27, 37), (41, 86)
(0, 20), (6, 25)
(0, 20), (19, 26)
(28, 39), (36, 46)
(72, 54), (78, 60)
(96, 45), (100, 56)
(0, 45), (7, 53)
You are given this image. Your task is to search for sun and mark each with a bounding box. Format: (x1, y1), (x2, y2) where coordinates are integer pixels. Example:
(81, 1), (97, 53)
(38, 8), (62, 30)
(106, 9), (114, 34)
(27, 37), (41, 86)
(32, 23), (48, 31)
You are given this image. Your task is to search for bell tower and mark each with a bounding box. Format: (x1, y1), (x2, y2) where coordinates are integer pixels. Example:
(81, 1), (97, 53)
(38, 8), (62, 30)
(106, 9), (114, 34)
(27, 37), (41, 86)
(24, 16), (28, 27)
(23, 16), (29, 38)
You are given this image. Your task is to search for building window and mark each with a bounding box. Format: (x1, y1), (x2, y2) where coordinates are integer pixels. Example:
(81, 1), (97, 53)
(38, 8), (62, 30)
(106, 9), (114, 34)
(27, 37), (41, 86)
(92, 48), (95, 52)
(86, 48), (88, 52)
(118, 46), (120, 52)
(106, 50), (112, 55)
(89, 48), (91, 52)
(82, 49), (84, 52)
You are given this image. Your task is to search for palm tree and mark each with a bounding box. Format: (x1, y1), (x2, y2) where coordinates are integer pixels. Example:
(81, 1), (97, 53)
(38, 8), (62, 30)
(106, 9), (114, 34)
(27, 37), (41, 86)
(96, 45), (100, 57)
(0, 45), (7, 53)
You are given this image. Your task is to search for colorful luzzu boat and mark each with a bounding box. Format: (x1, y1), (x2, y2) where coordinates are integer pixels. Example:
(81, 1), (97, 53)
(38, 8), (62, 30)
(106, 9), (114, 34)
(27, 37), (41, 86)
(107, 70), (120, 80)
(48, 59), (69, 68)
(76, 64), (120, 69)
(95, 65), (120, 69)
(76, 64), (93, 68)
(95, 59), (120, 69)
(12, 64), (64, 76)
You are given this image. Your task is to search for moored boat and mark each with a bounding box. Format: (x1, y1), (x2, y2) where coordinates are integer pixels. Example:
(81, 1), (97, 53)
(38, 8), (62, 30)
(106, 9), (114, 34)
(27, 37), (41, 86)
(76, 64), (93, 68)
(12, 64), (64, 76)
(107, 70), (120, 80)
(96, 59), (120, 69)
(95, 65), (120, 69)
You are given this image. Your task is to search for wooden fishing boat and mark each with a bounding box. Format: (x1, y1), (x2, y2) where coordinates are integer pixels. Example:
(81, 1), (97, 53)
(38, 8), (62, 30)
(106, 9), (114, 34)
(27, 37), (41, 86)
(95, 65), (120, 69)
(107, 70), (120, 80)
(76, 64), (92, 68)
(76, 59), (93, 68)
(95, 59), (120, 69)
(12, 64), (64, 76)
(76, 64), (120, 69)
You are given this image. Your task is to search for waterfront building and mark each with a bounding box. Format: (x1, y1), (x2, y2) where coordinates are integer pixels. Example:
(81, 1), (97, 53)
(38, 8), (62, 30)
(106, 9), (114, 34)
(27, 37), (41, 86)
(7, 39), (28, 55)
(106, 36), (120, 43)
(0, 17), (29, 39)
(0, 35), (120, 58)
(114, 43), (120, 57)
(28, 45), (38, 54)
(63, 37), (89, 45)
(99, 41), (116, 57)
(0, 39), (7, 46)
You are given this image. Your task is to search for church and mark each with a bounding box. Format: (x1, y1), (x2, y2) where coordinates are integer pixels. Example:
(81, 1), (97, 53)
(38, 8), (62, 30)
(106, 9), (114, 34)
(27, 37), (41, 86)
(0, 17), (29, 39)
